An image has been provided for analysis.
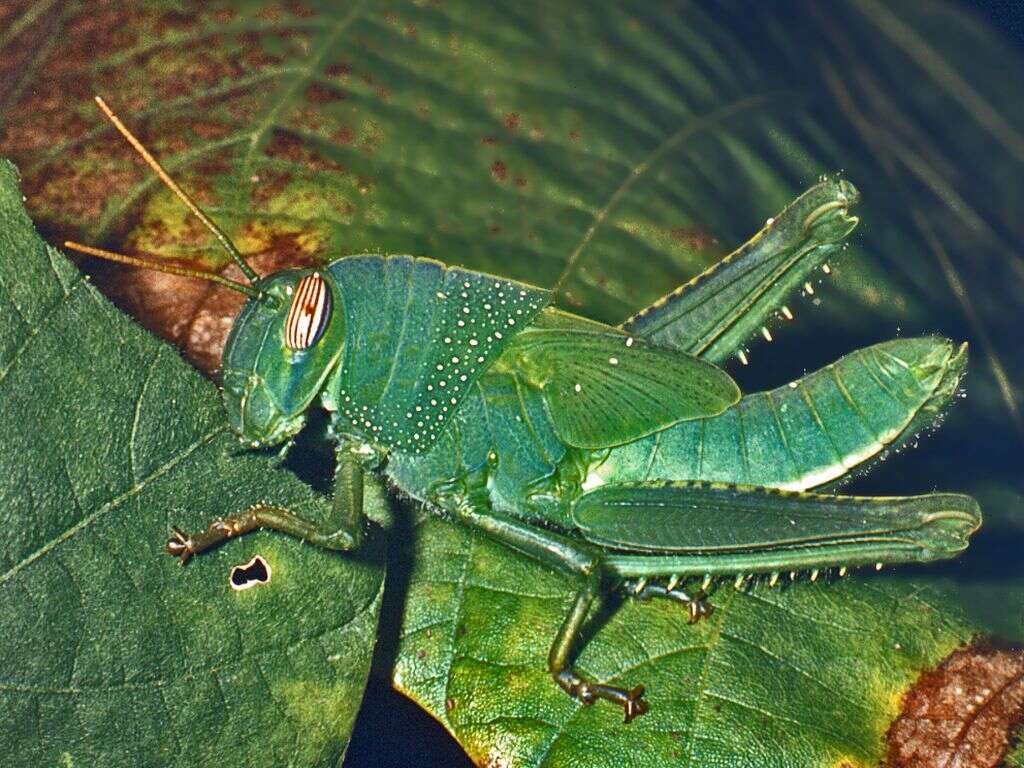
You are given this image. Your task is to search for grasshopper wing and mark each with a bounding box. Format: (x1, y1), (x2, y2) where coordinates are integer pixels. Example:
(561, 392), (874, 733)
(572, 481), (980, 566)
(510, 329), (740, 449)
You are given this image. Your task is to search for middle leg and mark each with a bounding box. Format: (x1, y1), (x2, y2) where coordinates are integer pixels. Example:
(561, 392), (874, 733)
(447, 502), (648, 722)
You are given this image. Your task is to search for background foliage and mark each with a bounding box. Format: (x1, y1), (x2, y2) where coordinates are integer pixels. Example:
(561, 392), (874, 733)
(1, 1), (1022, 766)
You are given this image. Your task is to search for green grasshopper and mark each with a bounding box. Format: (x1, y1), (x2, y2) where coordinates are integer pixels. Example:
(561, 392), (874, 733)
(66, 97), (981, 722)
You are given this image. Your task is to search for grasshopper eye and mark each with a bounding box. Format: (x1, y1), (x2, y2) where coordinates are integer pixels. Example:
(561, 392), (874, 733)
(285, 272), (332, 350)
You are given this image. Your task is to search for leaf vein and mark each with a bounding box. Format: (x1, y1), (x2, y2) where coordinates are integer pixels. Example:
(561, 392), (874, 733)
(0, 424), (225, 585)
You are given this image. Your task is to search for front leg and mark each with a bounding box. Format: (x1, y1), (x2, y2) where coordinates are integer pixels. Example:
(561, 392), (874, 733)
(447, 502), (648, 722)
(166, 443), (367, 564)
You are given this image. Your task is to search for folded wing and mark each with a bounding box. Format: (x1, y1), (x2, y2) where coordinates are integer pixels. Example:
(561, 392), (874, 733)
(509, 329), (740, 449)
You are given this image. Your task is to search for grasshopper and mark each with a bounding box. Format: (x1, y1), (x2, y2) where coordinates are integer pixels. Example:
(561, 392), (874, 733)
(66, 97), (980, 722)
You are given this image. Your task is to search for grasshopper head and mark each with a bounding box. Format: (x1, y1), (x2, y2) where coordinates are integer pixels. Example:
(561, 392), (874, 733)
(221, 268), (346, 448)
(58, 99), (347, 449)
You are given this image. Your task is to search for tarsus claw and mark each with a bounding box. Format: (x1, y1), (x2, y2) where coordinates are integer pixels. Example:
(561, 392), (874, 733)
(623, 685), (648, 723)
(165, 526), (194, 565)
(556, 670), (649, 722)
(687, 598), (713, 624)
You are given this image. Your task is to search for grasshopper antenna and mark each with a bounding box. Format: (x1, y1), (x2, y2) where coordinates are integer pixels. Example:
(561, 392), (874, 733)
(85, 95), (261, 284)
(61, 240), (263, 299)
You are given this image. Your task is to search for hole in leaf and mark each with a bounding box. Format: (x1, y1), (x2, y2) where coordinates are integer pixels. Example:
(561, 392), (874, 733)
(229, 555), (271, 591)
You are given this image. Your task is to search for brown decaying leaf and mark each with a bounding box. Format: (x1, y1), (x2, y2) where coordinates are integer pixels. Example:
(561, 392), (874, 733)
(0, 1), (319, 228)
(886, 643), (1024, 768)
(0, 3), (359, 376)
(100, 246), (313, 374)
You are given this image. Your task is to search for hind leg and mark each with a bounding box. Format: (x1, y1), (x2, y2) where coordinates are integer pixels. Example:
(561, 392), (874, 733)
(622, 578), (713, 623)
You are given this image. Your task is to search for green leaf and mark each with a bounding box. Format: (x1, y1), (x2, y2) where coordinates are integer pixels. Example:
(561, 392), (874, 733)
(395, 516), (977, 767)
(0, 160), (384, 767)
(1, 2), (1021, 766)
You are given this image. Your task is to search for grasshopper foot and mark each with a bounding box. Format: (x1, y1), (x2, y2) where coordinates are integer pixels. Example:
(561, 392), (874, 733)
(626, 578), (714, 624)
(684, 595), (713, 624)
(165, 526), (197, 565)
(619, 685), (648, 723)
(554, 670), (649, 723)
(165, 519), (241, 565)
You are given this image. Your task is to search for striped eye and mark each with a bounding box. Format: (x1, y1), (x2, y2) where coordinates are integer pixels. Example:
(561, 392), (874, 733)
(285, 273), (332, 350)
